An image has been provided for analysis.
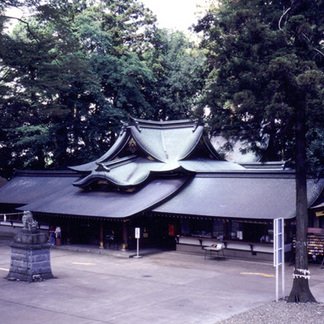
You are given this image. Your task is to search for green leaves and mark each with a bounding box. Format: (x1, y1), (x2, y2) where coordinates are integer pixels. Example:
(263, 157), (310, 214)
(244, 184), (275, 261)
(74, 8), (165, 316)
(0, 0), (206, 176)
(12, 124), (50, 146)
(0, 0), (154, 174)
(144, 30), (206, 120)
(196, 1), (323, 172)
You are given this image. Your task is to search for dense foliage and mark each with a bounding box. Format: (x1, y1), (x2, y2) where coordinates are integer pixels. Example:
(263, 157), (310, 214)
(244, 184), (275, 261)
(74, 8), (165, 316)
(0, 0), (323, 178)
(195, 0), (323, 175)
(0, 0), (205, 176)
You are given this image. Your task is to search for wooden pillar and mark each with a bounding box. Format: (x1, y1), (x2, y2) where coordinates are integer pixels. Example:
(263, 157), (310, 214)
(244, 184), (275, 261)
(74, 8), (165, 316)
(65, 220), (71, 245)
(99, 221), (104, 249)
(121, 220), (128, 251)
(223, 219), (232, 240)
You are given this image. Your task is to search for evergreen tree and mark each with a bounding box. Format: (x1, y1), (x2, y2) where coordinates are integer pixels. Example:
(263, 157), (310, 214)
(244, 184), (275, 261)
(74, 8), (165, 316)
(196, 0), (323, 302)
(144, 29), (206, 120)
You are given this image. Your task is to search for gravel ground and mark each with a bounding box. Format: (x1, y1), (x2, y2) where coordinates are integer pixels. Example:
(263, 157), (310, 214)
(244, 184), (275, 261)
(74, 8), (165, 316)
(218, 300), (324, 324)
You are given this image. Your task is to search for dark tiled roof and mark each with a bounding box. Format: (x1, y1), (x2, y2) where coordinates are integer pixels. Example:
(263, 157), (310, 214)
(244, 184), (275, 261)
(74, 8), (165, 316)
(153, 173), (324, 220)
(0, 169), (188, 218)
(18, 177), (188, 218)
(0, 171), (78, 205)
(0, 170), (322, 220)
(0, 177), (7, 188)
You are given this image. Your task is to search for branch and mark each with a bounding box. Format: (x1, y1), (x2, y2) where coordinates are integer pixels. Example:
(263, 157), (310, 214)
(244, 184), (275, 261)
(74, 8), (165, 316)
(278, 8), (324, 58)
(0, 15), (40, 43)
(278, 7), (291, 30)
(301, 33), (324, 57)
(313, 47), (324, 57)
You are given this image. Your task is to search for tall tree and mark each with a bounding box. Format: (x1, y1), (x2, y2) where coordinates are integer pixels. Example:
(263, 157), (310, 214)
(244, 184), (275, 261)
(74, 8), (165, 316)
(278, 0), (322, 303)
(195, 0), (323, 302)
(0, 0), (207, 176)
(0, 0), (158, 174)
(144, 29), (206, 120)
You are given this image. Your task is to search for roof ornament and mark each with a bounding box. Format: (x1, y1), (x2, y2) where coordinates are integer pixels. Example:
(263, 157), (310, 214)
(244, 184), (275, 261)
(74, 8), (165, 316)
(96, 163), (111, 172)
(128, 138), (137, 153)
(192, 118), (203, 133)
(120, 120), (128, 135)
(129, 116), (142, 133)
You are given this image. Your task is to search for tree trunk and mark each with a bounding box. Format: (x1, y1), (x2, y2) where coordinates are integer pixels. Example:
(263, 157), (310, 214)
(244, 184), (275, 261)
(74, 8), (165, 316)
(287, 100), (316, 303)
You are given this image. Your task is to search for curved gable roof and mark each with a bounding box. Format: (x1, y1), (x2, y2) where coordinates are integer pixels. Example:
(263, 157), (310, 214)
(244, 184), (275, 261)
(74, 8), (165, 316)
(130, 123), (204, 162)
(69, 131), (130, 172)
(69, 118), (244, 188)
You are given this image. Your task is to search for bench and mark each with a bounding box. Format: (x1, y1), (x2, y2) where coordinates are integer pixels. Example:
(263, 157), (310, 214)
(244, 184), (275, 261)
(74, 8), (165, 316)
(203, 243), (225, 259)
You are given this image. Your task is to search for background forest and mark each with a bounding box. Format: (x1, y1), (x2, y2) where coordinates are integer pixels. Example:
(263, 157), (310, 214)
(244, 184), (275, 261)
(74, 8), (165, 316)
(0, 0), (323, 178)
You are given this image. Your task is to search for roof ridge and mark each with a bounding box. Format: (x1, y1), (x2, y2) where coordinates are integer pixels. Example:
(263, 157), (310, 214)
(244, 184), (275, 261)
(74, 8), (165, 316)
(130, 117), (202, 129)
(14, 169), (77, 177)
(96, 155), (137, 170)
(160, 130), (169, 160)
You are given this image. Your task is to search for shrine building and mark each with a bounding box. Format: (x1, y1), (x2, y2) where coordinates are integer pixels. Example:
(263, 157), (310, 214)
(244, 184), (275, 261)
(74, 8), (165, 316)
(0, 118), (323, 260)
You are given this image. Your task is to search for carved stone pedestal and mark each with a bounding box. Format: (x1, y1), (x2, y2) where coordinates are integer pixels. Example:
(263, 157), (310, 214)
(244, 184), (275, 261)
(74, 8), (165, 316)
(6, 229), (54, 282)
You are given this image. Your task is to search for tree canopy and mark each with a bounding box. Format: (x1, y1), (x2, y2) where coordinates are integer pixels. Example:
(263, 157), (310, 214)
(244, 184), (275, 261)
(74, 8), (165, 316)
(0, 0), (323, 178)
(195, 0), (323, 175)
(0, 0), (205, 176)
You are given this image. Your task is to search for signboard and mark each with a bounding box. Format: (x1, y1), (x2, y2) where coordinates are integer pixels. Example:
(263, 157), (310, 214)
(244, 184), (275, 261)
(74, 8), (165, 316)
(134, 227), (141, 258)
(274, 218), (284, 266)
(315, 210), (324, 217)
(135, 227), (140, 239)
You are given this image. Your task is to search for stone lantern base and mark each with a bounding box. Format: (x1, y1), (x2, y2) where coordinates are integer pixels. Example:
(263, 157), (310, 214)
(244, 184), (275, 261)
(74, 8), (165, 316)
(6, 230), (54, 282)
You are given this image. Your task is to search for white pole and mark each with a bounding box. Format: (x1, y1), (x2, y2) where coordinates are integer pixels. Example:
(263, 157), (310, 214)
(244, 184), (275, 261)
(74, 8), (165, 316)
(134, 227), (141, 258)
(274, 218), (285, 301)
(274, 219), (279, 302)
(276, 264), (279, 302)
(281, 220), (285, 299)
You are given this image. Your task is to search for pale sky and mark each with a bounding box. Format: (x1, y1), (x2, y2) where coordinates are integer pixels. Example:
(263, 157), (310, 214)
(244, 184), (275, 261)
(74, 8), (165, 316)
(141, 0), (211, 32)
(5, 1), (213, 33)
